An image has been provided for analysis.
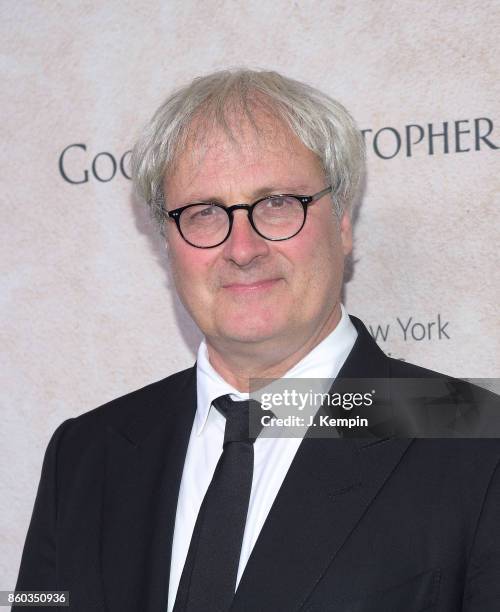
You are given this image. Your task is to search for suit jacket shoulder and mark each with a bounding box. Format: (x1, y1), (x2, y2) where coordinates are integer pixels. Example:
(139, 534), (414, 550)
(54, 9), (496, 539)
(73, 365), (195, 427)
(14, 366), (198, 610)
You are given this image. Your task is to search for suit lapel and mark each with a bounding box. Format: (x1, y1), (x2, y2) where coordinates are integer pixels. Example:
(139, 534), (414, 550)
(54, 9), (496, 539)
(232, 317), (413, 611)
(101, 368), (197, 612)
(232, 436), (412, 611)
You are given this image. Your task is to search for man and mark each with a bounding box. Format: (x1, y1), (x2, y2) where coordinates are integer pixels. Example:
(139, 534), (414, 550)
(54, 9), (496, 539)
(15, 69), (500, 611)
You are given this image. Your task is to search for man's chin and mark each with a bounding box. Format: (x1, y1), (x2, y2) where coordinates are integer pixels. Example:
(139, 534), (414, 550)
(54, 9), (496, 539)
(215, 321), (288, 347)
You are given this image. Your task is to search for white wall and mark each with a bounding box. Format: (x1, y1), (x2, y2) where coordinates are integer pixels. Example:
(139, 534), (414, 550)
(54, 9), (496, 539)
(2, 0), (499, 588)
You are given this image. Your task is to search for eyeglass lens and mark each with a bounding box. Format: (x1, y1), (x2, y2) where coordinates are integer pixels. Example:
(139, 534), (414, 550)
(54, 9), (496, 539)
(179, 196), (305, 247)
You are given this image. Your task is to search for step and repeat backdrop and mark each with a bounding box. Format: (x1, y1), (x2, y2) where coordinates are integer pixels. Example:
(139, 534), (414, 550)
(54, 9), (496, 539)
(2, 0), (499, 587)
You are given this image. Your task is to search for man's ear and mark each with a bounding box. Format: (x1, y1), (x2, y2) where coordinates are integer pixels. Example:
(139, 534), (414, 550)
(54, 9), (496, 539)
(339, 211), (353, 256)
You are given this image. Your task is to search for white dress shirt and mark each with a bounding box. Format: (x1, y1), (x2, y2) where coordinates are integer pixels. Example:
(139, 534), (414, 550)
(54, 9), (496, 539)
(167, 306), (357, 610)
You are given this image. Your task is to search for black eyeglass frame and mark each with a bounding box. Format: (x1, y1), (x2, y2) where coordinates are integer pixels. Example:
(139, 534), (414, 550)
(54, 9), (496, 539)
(165, 186), (333, 249)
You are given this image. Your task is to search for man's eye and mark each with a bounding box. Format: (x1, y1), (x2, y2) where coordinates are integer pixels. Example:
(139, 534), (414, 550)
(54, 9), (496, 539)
(186, 205), (220, 222)
(198, 206), (217, 217)
(265, 197), (287, 208)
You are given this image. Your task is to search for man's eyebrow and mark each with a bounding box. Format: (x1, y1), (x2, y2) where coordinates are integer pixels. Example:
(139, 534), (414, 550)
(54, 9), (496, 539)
(252, 185), (313, 198)
(182, 185), (314, 205)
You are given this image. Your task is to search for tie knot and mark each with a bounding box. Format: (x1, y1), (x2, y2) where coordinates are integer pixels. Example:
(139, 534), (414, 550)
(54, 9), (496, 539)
(212, 395), (263, 444)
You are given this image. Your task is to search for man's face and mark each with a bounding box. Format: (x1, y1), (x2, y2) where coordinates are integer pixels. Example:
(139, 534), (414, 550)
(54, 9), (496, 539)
(163, 114), (352, 360)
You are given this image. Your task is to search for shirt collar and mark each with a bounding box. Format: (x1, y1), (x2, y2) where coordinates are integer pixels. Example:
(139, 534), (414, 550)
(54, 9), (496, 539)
(195, 304), (357, 436)
(195, 347), (248, 436)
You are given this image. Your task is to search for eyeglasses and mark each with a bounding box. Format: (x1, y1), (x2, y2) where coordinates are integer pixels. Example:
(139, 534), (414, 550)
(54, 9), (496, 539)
(165, 186), (332, 248)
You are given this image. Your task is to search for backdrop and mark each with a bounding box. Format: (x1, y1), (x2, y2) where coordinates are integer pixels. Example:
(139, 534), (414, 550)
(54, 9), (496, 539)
(2, 0), (499, 588)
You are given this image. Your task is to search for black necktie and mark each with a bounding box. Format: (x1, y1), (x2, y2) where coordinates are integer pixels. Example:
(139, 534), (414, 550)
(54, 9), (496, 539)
(173, 395), (260, 612)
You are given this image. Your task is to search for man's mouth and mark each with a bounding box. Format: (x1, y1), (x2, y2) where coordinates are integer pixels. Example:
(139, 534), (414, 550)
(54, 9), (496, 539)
(222, 278), (282, 293)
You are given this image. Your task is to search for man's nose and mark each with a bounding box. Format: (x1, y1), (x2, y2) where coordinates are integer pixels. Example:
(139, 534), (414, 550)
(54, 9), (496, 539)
(222, 209), (270, 266)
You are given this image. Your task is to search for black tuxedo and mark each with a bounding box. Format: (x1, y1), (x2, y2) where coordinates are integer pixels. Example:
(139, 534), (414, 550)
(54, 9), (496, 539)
(15, 317), (500, 611)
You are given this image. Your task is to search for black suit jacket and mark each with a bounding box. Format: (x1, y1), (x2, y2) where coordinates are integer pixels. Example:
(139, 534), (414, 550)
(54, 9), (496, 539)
(15, 317), (500, 611)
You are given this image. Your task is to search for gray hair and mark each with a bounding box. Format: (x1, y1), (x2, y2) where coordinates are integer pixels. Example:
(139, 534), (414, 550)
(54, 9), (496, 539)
(132, 68), (365, 234)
